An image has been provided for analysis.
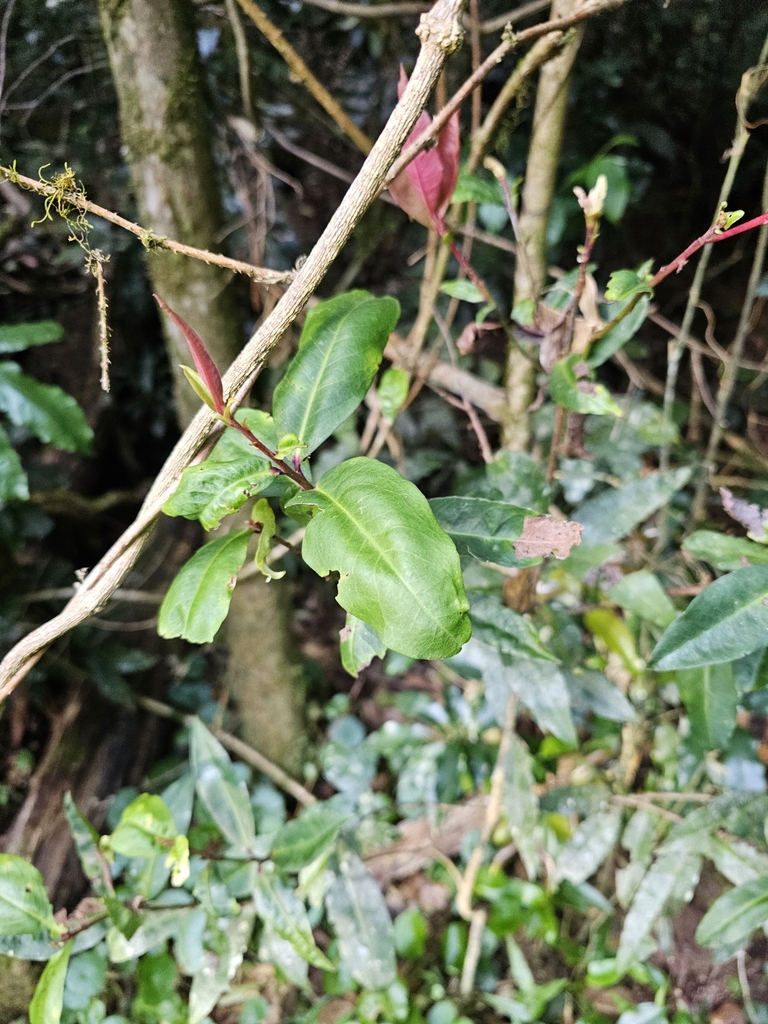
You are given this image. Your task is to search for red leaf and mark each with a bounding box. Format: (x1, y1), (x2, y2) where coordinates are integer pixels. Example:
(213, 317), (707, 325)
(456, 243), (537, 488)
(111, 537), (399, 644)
(154, 295), (225, 414)
(388, 67), (461, 236)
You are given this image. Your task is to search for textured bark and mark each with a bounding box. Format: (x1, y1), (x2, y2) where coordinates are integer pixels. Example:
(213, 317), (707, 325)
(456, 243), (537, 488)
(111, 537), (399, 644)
(97, 0), (241, 427)
(503, 0), (582, 449)
(97, 0), (306, 769)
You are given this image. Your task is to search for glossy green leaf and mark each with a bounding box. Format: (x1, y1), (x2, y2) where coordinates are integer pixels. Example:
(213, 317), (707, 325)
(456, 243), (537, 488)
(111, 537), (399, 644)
(439, 279), (484, 302)
(696, 876), (768, 948)
(0, 854), (59, 936)
(550, 355), (623, 416)
(676, 663), (737, 751)
(106, 908), (192, 963)
(0, 421), (28, 501)
(255, 866), (333, 969)
(393, 907), (427, 958)
(29, 940), (72, 1024)
(584, 608), (643, 673)
(683, 530), (768, 571)
(502, 733), (542, 879)
(0, 362), (92, 453)
(163, 410), (276, 529)
(0, 320), (64, 353)
(575, 467), (692, 544)
(273, 291), (400, 455)
(271, 806), (349, 872)
(188, 909), (255, 1023)
(259, 925), (309, 988)
(189, 718), (256, 854)
(470, 450), (552, 513)
(158, 529), (251, 644)
(565, 670), (636, 722)
(286, 458), (470, 659)
(251, 497), (285, 580)
(609, 571), (677, 628)
(555, 809), (622, 885)
(63, 792), (109, 897)
(340, 612), (386, 677)
(325, 849), (396, 990)
(588, 295), (650, 367)
(378, 367), (409, 421)
(650, 566), (768, 670)
(469, 593), (557, 661)
(476, 642), (577, 745)
(605, 269), (651, 302)
(616, 851), (702, 971)
(429, 496), (536, 567)
(108, 793), (176, 859)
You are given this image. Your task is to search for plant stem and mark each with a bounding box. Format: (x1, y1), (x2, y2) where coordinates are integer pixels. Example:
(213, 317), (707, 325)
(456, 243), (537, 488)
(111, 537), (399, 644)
(224, 415), (314, 490)
(690, 158), (768, 521)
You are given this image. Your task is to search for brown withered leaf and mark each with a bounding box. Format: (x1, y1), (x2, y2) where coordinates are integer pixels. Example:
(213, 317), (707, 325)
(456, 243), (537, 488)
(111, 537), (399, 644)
(503, 566), (540, 613)
(514, 515), (583, 560)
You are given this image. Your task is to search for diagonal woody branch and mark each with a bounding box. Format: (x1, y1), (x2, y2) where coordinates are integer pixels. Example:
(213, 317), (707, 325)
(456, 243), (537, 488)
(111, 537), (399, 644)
(0, 0), (467, 701)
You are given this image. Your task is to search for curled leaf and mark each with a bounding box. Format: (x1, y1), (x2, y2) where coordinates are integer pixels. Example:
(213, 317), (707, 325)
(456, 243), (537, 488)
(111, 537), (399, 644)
(251, 498), (285, 580)
(155, 294), (225, 413)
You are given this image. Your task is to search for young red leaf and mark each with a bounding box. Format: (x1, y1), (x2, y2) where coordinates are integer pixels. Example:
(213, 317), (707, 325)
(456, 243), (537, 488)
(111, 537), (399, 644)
(388, 67), (460, 236)
(154, 294), (225, 413)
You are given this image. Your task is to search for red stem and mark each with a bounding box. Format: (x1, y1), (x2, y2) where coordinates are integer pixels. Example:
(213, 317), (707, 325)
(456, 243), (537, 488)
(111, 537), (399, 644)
(650, 210), (768, 288)
(225, 417), (313, 491)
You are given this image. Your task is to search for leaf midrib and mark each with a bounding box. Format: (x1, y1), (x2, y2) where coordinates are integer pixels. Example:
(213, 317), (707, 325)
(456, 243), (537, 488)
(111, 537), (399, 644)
(186, 531), (249, 634)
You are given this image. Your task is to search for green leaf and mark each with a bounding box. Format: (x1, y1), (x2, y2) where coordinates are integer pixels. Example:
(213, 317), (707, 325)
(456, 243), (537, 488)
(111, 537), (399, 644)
(62, 948), (107, 1011)
(0, 420), (28, 501)
(616, 851), (702, 971)
(29, 940), (73, 1024)
(605, 268), (651, 302)
(469, 593), (557, 661)
(0, 362), (92, 453)
(106, 908), (192, 963)
(429, 496), (537, 567)
(325, 849), (396, 990)
(254, 866), (333, 969)
(473, 450), (552, 513)
(650, 566), (768, 670)
(273, 291), (400, 455)
(163, 410), (276, 529)
(108, 793), (176, 859)
(676, 663), (737, 751)
(158, 529), (251, 644)
(393, 907), (427, 958)
(0, 320), (64, 353)
(550, 355), (623, 416)
(251, 497), (285, 580)
(475, 642), (576, 745)
(554, 809), (622, 885)
(189, 717), (256, 854)
(696, 877), (768, 948)
(575, 467), (692, 544)
(502, 733), (542, 879)
(683, 530), (768, 571)
(609, 571), (677, 628)
(340, 613), (386, 677)
(188, 909), (255, 1023)
(259, 925), (309, 988)
(63, 793), (109, 898)
(588, 295), (650, 367)
(565, 669), (636, 722)
(439, 279), (484, 303)
(286, 458), (470, 659)
(451, 172), (504, 206)
(377, 367), (410, 422)
(0, 854), (59, 936)
(271, 806), (349, 872)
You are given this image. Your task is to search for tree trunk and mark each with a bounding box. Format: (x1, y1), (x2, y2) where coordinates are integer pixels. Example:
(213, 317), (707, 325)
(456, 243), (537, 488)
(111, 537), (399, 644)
(97, 0), (306, 769)
(503, 0), (582, 450)
(98, 0), (241, 427)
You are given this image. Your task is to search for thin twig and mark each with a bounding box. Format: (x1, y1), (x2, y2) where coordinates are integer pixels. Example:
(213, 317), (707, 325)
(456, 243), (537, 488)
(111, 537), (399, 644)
(0, 0), (16, 110)
(0, 165), (290, 284)
(91, 252), (111, 391)
(691, 157), (768, 521)
(226, 0), (255, 121)
(136, 696), (317, 807)
(236, 0), (374, 154)
(737, 950), (760, 1024)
